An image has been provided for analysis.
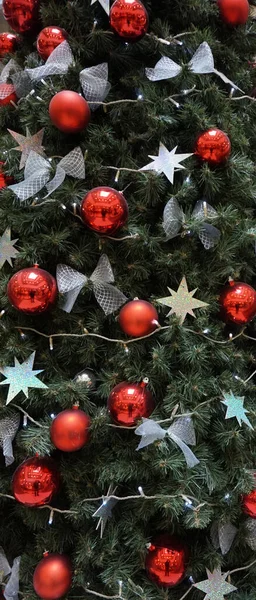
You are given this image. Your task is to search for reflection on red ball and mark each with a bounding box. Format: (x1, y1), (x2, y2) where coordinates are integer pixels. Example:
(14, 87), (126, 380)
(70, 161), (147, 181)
(110, 0), (149, 42)
(50, 406), (91, 452)
(218, 0), (249, 25)
(146, 535), (188, 588)
(194, 128), (231, 165)
(7, 265), (57, 315)
(108, 380), (155, 426)
(81, 186), (128, 235)
(3, 0), (39, 33)
(49, 91), (91, 134)
(219, 280), (256, 325)
(119, 300), (159, 337)
(37, 26), (68, 61)
(0, 161), (14, 188)
(0, 83), (17, 106)
(33, 553), (72, 600)
(0, 32), (18, 59)
(12, 456), (60, 507)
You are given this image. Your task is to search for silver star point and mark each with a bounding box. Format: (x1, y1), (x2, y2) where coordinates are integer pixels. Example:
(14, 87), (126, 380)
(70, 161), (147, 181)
(221, 391), (253, 430)
(140, 143), (193, 184)
(157, 276), (209, 324)
(91, 0), (110, 15)
(0, 229), (19, 269)
(8, 128), (45, 170)
(0, 352), (47, 404)
(194, 568), (237, 600)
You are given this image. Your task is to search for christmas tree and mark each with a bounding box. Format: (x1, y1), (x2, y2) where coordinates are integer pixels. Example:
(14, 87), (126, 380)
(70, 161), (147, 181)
(0, 0), (256, 600)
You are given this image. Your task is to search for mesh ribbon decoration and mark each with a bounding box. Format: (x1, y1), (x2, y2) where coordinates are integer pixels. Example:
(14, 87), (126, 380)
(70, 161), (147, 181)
(25, 41), (74, 81)
(0, 412), (20, 466)
(210, 520), (238, 555)
(80, 63), (111, 109)
(0, 59), (32, 100)
(0, 547), (21, 600)
(163, 198), (220, 249)
(56, 254), (127, 314)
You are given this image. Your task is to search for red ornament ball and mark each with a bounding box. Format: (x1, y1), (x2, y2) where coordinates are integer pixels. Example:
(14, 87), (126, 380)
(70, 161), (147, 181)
(110, 0), (149, 42)
(50, 406), (91, 452)
(12, 456), (60, 507)
(146, 535), (188, 588)
(0, 161), (14, 188)
(49, 91), (91, 134)
(81, 186), (128, 235)
(219, 280), (256, 325)
(0, 32), (18, 59)
(218, 0), (249, 25)
(33, 553), (72, 600)
(7, 265), (57, 315)
(108, 379), (155, 426)
(242, 477), (256, 518)
(119, 300), (159, 337)
(37, 26), (68, 61)
(0, 83), (17, 106)
(194, 128), (231, 165)
(3, 0), (39, 32)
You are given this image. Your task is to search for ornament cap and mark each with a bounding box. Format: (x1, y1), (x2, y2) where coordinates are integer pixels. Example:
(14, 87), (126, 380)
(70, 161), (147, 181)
(72, 404), (80, 410)
(43, 551), (49, 557)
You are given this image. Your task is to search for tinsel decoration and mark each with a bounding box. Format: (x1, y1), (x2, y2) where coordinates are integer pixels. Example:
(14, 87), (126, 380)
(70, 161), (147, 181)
(0, 412), (20, 465)
(135, 417), (199, 468)
(163, 198), (220, 249)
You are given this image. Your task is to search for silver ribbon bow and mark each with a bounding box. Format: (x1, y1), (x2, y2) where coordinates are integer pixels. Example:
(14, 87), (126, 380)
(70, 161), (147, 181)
(146, 42), (243, 92)
(244, 518), (256, 550)
(0, 548), (21, 600)
(92, 485), (118, 538)
(163, 197), (220, 249)
(8, 147), (85, 201)
(0, 59), (27, 101)
(26, 41), (74, 82)
(0, 413), (20, 466)
(80, 63), (111, 110)
(135, 417), (199, 468)
(56, 254), (127, 314)
(210, 520), (237, 555)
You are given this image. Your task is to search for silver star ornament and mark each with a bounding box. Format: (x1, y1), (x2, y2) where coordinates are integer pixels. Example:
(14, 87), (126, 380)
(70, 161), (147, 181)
(157, 276), (209, 324)
(91, 0), (110, 14)
(0, 228), (19, 269)
(221, 391), (253, 429)
(8, 128), (45, 169)
(0, 352), (47, 404)
(140, 143), (193, 184)
(194, 568), (237, 600)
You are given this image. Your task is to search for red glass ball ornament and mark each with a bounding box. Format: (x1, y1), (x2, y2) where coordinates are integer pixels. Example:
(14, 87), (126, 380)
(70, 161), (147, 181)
(37, 26), (68, 61)
(0, 161), (14, 188)
(108, 379), (155, 426)
(50, 406), (91, 452)
(242, 477), (256, 518)
(219, 280), (256, 325)
(33, 553), (72, 600)
(194, 128), (231, 165)
(49, 91), (91, 134)
(0, 83), (17, 106)
(119, 299), (159, 337)
(7, 265), (57, 315)
(81, 186), (128, 235)
(218, 0), (249, 25)
(110, 0), (149, 42)
(12, 456), (60, 507)
(146, 535), (188, 588)
(0, 33), (18, 59)
(3, 0), (39, 33)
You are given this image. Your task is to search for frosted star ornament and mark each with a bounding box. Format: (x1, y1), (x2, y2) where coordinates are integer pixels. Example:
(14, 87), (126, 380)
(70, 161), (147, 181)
(157, 276), (209, 324)
(0, 228), (19, 269)
(194, 568), (237, 600)
(140, 143), (193, 184)
(91, 0), (109, 14)
(221, 391), (253, 429)
(0, 352), (47, 404)
(8, 128), (45, 169)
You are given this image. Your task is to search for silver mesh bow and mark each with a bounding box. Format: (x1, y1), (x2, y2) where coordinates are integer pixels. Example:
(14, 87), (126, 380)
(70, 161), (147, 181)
(210, 520), (237, 555)
(8, 147), (85, 201)
(80, 63), (111, 110)
(163, 197), (220, 249)
(146, 42), (243, 92)
(0, 548), (21, 600)
(26, 41), (74, 81)
(135, 416), (199, 468)
(0, 60), (25, 101)
(56, 254), (127, 314)
(0, 412), (20, 466)
(245, 518), (256, 550)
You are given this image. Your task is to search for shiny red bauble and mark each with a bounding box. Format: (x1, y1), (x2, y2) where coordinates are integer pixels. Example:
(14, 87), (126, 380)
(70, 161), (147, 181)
(3, 0), (39, 32)
(12, 456), (60, 507)
(7, 265), (57, 315)
(108, 380), (155, 426)
(194, 128), (231, 165)
(50, 406), (91, 452)
(0, 83), (17, 106)
(81, 186), (128, 235)
(219, 280), (256, 325)
(49, 91), (91, 134)
(119, 299), (159, 337)
(37, 26), (68, 61)
(0, 33), (18, 59)
(0, 161), (14, 188)
(110, 0), (149, 42)
(218, 0), (249, 25)
(33, 553), (72, 600)
(145, 535), (188, 588)
(242, 475), (256, 518)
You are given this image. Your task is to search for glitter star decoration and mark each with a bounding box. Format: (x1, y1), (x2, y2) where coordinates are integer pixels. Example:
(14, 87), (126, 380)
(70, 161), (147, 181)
(140, 143), (193, 184)
(0, 228), (19, 269)
(92, 485), (118, 538)
(194, 568), (237, 600)
(221, 391), (253, 430)
(91, 0), (109, 15)
(0, 352), (47, 405)
(8, 128), (45, 169)
(157, 276), (209, 324)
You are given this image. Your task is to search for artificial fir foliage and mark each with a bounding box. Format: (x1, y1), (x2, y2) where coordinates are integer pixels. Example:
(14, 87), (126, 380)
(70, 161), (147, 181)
(0, 1), (256, 600)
